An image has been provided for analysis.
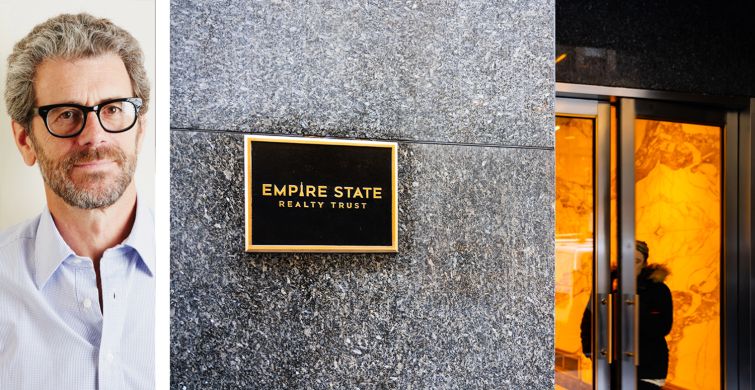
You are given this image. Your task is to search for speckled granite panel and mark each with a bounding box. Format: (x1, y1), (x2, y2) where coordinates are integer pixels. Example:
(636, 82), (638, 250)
(556, 1), (755, 96)
(170, 0), (554, 147)
(171, 130), (555, 389)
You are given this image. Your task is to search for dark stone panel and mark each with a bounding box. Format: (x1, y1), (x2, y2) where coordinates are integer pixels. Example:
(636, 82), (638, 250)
(170, 130), (555, 389)
(170, 0), (555, 147)
(556, 1), (755, 97)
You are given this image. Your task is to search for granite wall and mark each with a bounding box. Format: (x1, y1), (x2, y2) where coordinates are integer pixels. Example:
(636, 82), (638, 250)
(556, 1), (755, 97)
(170, 1), (555, 388)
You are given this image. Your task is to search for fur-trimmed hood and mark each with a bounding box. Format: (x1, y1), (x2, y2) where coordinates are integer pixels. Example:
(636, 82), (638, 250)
(609, 263), (671, 283)
(640, 263), (670, 283)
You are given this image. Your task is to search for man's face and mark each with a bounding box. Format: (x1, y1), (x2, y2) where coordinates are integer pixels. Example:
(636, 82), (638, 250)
(28, 53), (143, 209)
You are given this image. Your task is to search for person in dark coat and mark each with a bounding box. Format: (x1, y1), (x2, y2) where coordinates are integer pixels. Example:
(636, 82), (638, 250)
(580, 240), (673, 389)
(635, 240), (673, 389)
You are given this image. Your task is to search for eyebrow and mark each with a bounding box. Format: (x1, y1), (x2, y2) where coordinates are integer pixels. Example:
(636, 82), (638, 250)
(37, 96), (134, 107)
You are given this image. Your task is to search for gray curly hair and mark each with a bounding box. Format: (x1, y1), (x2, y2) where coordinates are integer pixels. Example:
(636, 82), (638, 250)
(4, 13), (150, 132)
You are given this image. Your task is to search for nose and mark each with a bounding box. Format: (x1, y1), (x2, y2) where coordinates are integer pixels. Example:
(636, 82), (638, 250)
(75, 110), (108, 146)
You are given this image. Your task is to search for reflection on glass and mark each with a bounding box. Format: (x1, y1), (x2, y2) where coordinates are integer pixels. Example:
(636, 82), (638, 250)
(555, 116), (594, 389)
(635, 119), (721, 390)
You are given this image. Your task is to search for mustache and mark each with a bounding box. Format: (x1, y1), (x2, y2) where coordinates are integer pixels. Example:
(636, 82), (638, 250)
(62, 146), (126, 169)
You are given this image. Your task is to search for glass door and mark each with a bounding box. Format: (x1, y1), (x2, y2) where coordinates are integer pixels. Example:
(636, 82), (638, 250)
(620, 99), (726, 390)
(554, 111), (595, 389)
(556, 97), (732, 389)
(555, 98), (611, 389)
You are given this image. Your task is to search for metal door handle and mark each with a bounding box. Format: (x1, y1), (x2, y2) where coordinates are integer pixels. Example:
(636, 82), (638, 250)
(634, 294), (640, 366)
(606, 293), (613, 364)
(624, 295), (640, 366)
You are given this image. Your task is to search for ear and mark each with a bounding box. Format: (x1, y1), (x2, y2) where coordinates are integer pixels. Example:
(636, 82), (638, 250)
(135, 116), (146, 153)
(11, 120), (37, 166)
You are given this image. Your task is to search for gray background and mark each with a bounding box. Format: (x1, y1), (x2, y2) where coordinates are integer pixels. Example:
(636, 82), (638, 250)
(171, 0), (555, 388)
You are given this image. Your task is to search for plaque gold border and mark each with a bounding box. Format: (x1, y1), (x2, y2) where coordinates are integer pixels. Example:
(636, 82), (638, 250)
(244, 135), (399, 253)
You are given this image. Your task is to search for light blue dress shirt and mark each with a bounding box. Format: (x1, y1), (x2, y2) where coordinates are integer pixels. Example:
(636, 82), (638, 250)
(0, 203), (155, 390)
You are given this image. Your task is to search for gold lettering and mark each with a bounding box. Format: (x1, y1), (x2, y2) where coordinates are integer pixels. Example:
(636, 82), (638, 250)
(318, 201), (324, 208)
(262, 184), (273, 196)
(294, 201), (301, 208)
(278, 200), (285, 207)
(305, 185), (316, 197)
(330, 201), (336, 208)
(318, 186), (327, 198)
(324, 186), (386, 199)
(338, 202), (345, 209)
(274, 184), (286, 196)
(361, 202), (367, 209)
(287, 200), (293, 207)
(288, 184), (298, 196)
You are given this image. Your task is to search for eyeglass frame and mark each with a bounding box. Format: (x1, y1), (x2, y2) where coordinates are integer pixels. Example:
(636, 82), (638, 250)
(32, 97), (143, 138)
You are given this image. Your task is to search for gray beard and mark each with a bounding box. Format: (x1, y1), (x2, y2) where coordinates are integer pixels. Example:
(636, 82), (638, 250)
(35, 143), (136, 209)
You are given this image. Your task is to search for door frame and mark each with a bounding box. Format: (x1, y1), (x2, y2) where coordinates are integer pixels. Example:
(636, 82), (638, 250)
(556, 83), (753, 390)
(555, 98), (612, 389)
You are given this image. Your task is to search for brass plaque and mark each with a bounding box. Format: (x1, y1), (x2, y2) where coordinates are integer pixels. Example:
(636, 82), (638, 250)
(244, 135), (398, 252)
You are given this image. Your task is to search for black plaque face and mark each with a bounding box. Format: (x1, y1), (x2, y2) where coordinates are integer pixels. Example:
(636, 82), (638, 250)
(245, 135), (398, 252)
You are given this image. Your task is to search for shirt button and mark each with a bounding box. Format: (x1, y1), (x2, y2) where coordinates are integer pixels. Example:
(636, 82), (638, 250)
(83, 298), (92, 309)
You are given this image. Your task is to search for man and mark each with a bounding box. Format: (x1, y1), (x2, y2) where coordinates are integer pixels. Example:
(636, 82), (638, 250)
(0, 14), (153, 389)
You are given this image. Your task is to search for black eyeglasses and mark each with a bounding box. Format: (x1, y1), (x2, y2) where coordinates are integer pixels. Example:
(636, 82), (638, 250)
(33, 97), (143, 138)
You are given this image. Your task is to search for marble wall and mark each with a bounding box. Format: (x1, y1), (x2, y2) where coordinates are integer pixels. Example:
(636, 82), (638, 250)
(635, 120), (722, 389)
(170, 0), (555, 388)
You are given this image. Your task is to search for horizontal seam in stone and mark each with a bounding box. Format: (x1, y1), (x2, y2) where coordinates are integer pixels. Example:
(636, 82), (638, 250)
(169, 127), (555, 151)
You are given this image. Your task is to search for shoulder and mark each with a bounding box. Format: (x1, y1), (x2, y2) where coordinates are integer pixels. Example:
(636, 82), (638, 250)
(645, 278), (672, 303)
(0, 215), (42, 262)
(0, 215), (42, 299)
(0, 215), (41, 249)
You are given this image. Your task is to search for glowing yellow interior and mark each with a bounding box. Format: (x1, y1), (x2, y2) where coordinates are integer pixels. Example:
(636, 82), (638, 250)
(554, 115), (721, 390)
(635, 119), (721, 390)
(555, 116), (594, 389)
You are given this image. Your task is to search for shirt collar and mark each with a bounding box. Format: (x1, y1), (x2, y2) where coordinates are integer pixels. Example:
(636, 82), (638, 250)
(122, 200), (155, 276)
(33, 200), (155, 289)
(33, 207), (75, 289)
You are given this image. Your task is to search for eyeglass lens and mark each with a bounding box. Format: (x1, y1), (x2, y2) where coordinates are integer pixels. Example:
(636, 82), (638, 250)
(46, 101), (138, 136)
